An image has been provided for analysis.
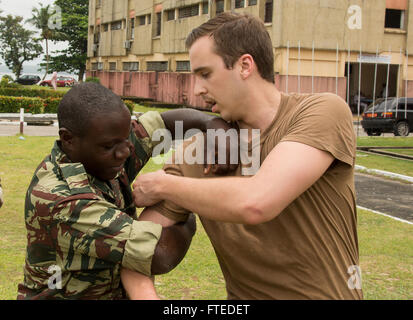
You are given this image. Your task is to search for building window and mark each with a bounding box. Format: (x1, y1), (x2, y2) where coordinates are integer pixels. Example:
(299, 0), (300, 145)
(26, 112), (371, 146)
(103, 23), (109, 32)
(109, 62), (117, 71)
(123, 62), (139, 71)
(216, 0), (224, 14)
(111, 21), (122, 30)
(178, 4), (199, 19)
(93, 31), (100, 44)
(249, 0), (257, 5)
(93, 62), (104, 71)
(235, 0), (245, 9)
(155, 12), (162, 36)
(138, 15), (146, 26)
(96, 0), (101, 8)
(385, 9), (405, 29)
(147, 61), (168, 72)
(147, 14), (151, 24)
(166, 9), (175, 21)
(176, 61), (191, 72)
(202, 2), (209, 14)
(264, 0), (273, 23)
(128, 18), (135, 39)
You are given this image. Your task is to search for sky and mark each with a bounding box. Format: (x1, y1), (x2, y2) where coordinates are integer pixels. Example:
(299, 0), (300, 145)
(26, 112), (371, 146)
(0, 0), (68, 68)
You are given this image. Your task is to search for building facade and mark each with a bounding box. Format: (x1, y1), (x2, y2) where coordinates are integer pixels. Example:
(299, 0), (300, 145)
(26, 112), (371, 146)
(87, 0), (413, 110)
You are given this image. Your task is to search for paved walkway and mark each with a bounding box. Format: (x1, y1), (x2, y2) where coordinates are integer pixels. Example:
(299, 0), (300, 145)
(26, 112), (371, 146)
(0, 122), (58, 136)
(355, 173), (413, 223)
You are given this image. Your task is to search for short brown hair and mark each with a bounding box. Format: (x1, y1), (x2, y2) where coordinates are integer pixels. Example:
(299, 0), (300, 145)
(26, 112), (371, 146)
(186, 12), (274, 83)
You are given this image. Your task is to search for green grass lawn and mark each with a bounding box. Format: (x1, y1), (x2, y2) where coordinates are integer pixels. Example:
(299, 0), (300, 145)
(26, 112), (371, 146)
(381, 149), (413, 157)
(356, 137), (413, 177)
(0, 136), (412, 300)
(357, 136), (413, 148)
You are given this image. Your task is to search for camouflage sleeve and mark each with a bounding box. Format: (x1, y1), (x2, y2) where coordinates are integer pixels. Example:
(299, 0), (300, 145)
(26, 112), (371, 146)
(124, 111), (166, 182)
(52, 198), (162, 276)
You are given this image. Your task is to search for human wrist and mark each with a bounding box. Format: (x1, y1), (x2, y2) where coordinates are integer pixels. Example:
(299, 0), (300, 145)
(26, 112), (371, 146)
(157, 172), (174, 199)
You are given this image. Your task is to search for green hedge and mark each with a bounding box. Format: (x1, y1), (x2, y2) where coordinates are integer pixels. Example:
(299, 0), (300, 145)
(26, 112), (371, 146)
(0, 95), (134, 115)
(43, 97), (62, 113)
(0, 87), (65, 99)
(0, 96), (44, 113)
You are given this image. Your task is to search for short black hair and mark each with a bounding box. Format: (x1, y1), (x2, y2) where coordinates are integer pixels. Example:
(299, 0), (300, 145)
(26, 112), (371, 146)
(58, 82), (128, 137)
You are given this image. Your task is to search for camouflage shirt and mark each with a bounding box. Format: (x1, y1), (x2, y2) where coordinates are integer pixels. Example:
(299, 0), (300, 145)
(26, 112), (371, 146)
(17, 111), (165, 300)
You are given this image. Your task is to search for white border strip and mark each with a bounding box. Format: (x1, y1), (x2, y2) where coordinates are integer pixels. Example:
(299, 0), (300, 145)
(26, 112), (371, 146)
(355, 165), (413, 184)
(357, 205), (413, 225)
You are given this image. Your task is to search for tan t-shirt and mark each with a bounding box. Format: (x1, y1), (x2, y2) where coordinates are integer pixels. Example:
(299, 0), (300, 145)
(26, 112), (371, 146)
(153, 92), (362, 300)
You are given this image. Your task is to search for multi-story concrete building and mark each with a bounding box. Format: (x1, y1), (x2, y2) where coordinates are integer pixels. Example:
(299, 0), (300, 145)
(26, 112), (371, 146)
(87, 0), (413, 110)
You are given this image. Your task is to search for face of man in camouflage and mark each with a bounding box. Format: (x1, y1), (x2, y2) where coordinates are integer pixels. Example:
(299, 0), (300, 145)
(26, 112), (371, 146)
(60, 106), (132, 181)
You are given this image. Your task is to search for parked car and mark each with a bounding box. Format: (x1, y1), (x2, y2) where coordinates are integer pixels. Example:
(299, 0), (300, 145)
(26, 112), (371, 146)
(39, 76), (76, 87)
(361, 97), (413, 136)
(15, 75), (41, 85)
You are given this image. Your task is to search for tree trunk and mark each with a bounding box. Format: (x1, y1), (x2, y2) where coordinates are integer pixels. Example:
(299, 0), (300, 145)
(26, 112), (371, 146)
(15, 62), (23, 80)
(42, 38), (49, 81)
(78, 65), (86, 82)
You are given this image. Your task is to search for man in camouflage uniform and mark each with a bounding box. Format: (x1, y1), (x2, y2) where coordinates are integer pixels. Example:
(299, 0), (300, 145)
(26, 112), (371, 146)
(17, 83), (230, 299)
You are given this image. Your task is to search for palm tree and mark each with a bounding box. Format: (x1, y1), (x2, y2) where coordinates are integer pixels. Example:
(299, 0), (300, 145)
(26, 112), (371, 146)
(26, 3), (55, 81)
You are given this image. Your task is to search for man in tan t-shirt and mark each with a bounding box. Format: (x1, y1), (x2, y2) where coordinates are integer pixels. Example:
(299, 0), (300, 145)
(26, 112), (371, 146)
(128, 12), (363, 300)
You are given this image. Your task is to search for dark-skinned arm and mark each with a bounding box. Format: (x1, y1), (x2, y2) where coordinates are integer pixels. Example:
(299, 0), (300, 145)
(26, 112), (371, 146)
(121, 209), (196, 299)
(160, 108), (216, 136)
(160, 109), (238, 174)
(148, 212), (196, 275)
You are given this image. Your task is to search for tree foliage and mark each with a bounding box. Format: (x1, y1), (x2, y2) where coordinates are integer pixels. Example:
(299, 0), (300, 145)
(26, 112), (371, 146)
(27, 3), (62, 80)
(0, 15), (42, 79)
(43, 0), (88, 81)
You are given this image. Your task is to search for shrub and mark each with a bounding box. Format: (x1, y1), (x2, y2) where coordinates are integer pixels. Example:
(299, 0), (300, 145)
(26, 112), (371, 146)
(0, 96), (44, 113)
(43, 97), (62, 113)
(0, 75), (13, 87)
(0, 87), (65, 98)
(123, 100), (135, 114)
(85, 77), (100, 84)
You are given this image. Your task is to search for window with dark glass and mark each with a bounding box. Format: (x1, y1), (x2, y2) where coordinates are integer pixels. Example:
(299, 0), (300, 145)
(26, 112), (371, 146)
(178, 4), (199, 19)
(235, 0), (244, 9)
(109, 62), (117, 71)
(111, 20), (122, 30)
(147, 61), (168, 72)
(166, 9), (175, 21)
(129, 18), (135, 39)
(385, 9), (405, 29)
(216, 0), (224, 14)
(123, 62), (139, 71)
(264, 0), (273, 23)
(176, 61), (191, 72)
(147, 14), (151, 24)
(138, 15), (146, 25)
(248, 0), (257, 5)
(93, 32), (100, 43)
(202, 2), (209, 14)
(155, 12), (161, 36)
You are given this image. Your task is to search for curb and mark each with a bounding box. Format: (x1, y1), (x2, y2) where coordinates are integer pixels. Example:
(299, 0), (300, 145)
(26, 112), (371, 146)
(355, 165), (413, 183)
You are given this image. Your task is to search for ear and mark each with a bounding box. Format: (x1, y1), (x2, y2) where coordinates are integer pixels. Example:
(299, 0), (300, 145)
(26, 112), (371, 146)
(238, 54), (254, 80)
(59, 127), (77, 153)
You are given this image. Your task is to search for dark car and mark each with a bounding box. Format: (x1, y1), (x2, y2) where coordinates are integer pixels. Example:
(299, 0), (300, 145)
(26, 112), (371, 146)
(15, 75), (41, 85)
(361, 98), (413, 136)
